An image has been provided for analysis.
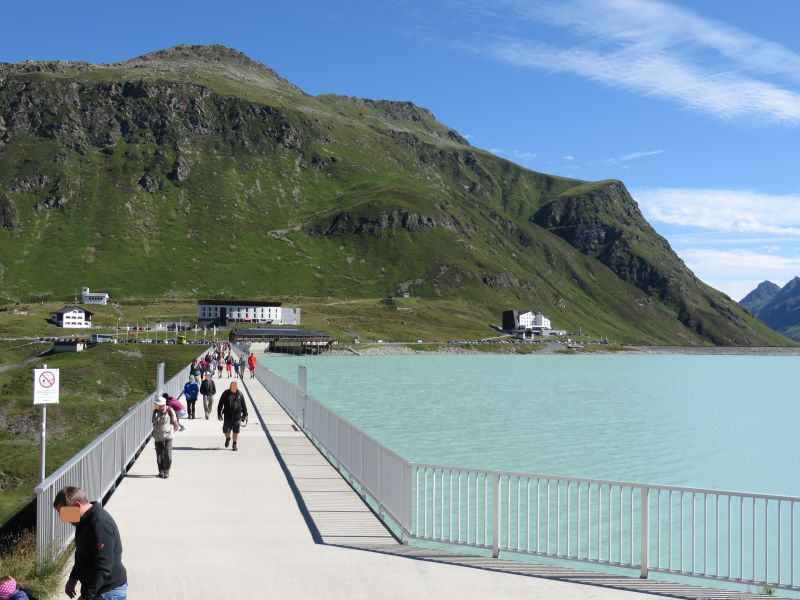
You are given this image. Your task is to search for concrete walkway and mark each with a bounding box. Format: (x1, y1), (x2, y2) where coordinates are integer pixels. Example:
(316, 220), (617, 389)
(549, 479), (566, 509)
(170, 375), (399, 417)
(102, 375), (768, 599)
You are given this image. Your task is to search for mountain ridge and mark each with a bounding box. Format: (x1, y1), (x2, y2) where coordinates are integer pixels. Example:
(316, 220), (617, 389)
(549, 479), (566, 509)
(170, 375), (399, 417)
(0, 44), (791, 346)
(741, 278), (800, 341)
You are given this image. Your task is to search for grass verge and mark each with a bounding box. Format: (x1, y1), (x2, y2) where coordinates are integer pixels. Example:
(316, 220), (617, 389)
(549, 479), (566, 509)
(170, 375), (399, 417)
(0, 530), (70, 600)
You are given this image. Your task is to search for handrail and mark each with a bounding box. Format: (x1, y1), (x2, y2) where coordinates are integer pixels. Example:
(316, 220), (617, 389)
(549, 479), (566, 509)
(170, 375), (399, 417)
(35, 349), (209, 563)
(246, 355), (800, 593)
(410, 461), (800, 503)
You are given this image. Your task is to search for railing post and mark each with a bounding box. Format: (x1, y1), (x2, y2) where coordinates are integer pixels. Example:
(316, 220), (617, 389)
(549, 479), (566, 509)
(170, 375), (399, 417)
(493, 473), (500, 558)
(640, 485), (649, 579)
(156, 362), (165, 399)
(298, 365), (307, 393)
(401, 462), (411, 544)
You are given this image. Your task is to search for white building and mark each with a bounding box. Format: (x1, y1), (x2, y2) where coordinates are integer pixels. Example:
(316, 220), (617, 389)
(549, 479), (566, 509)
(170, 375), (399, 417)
(81, 287), (109, 305)
(198, 300), (286, 325)
(51, 306), (93, 328)
(518, 311), (551, 331)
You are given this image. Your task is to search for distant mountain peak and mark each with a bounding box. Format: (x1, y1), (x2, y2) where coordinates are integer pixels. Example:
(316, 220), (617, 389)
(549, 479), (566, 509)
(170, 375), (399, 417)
(112, 44), (303, 96)
(127, 44), (261, 67)
(740, 280), (781, 315)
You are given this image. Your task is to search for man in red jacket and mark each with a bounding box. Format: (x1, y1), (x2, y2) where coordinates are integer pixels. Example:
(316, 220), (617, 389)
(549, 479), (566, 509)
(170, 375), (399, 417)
(247, 352), (257, 379)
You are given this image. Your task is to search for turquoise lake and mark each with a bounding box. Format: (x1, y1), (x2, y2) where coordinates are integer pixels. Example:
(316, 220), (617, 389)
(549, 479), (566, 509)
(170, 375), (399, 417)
(262, 355), (799, 497)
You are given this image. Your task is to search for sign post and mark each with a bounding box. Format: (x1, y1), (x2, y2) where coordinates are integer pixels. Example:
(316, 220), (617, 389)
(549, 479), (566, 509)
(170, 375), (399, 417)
(34, 365), (60, 481)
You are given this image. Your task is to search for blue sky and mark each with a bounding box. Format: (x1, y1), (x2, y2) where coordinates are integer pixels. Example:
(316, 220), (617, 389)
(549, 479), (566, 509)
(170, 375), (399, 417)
(3, 0), (800, 300)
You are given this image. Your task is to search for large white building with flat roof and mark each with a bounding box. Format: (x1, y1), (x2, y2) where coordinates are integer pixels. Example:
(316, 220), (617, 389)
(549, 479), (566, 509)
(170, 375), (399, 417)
(198, 300), (300, 326)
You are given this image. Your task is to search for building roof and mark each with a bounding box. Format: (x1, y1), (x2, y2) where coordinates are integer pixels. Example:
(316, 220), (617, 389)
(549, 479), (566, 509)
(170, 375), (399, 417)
(231, 327), (331, 340)
(198, 299), (282, 307)
(52, 306), (94, 316)
(83, 291), (109, 296)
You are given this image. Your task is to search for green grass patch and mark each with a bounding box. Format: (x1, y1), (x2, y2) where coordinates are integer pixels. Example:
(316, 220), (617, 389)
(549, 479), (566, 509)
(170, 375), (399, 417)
(0, 344), (202, 525)
(0, 530), (70, 600)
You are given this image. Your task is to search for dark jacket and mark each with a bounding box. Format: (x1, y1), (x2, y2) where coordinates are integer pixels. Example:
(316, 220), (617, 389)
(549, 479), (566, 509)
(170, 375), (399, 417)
(199, 378), (216, 396)
(71, 502), (127, 600)
(8, 588), (34, 600)
(217, 389), (247, 421)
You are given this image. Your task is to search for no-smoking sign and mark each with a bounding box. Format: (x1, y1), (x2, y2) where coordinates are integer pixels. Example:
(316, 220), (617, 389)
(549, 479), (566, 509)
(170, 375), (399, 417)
(33, 368), (60, 405)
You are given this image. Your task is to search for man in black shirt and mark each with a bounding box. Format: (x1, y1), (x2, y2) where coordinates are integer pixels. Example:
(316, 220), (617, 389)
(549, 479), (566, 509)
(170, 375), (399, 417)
(217, 381), (248, 451)
(53, 486), (127, 599)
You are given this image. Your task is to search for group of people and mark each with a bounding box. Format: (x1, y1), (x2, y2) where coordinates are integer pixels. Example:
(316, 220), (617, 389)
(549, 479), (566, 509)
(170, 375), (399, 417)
(151, 356), (251, 478)
(187, 346), (258, 383)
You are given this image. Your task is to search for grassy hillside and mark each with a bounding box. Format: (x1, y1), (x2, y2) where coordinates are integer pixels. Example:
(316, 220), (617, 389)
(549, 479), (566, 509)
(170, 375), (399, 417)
(0, 344), (201, 525)
(0, 45), (791, 346)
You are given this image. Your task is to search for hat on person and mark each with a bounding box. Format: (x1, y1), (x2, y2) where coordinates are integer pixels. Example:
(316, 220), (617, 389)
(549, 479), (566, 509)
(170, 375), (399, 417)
(188, 374), (195, 379)
(0, 577), (18, 599)
(155, 398), (166, 407)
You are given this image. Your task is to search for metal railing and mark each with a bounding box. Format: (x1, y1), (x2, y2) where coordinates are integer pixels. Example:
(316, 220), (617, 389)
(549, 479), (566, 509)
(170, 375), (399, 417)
(246, 357), (411, 535)
(34, 352), (207, 563)
(249, 359), (800, 594)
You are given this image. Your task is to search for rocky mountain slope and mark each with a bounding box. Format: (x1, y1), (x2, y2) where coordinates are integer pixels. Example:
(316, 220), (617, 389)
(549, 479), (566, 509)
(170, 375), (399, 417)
(0, 45), (790, 346)
(741, 278), (800, 341)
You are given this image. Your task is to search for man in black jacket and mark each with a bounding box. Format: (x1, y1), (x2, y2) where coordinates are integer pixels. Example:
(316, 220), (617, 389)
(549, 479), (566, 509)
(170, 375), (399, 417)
(53, 486), (127, 600)
(217, 381), (248, 451)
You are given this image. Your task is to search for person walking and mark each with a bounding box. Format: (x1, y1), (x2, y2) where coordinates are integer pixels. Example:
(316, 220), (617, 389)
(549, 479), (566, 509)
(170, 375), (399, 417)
(225, 354), (234, 378)
(217, 381), (248, 451)
(152, 396), (178, 478)
(199, 372), (216, 419)
(238, 355), (247, 379)
(248, 352), (257, 379)
(177, 374), (200, 419)
(52, 486), (128, 600)
(232, 357), (241, 379)
(216, 357), (224, 378)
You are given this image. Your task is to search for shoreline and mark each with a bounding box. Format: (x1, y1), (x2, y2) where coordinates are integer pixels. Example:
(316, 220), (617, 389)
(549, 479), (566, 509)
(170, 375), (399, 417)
(324, 344), (800, 357)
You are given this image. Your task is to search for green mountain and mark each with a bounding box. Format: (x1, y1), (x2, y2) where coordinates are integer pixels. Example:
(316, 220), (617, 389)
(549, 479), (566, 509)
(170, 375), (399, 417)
(0, 45), (791, 346)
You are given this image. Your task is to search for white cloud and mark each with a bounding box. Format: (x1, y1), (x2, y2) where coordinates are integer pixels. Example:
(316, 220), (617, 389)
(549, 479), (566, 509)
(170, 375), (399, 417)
(634, 187), (800, 236)
(607, 149), (663, 164)
(511, 150), (537, 162)
(562, 155), (574, 161)
(677, 248), (800, 300)
(478, 0), (800, 124)
(634, 188), (800, 236)
(486, 147), (537, 163)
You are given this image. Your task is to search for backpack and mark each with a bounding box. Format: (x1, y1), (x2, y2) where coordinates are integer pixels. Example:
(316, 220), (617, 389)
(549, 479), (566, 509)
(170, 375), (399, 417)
(227, 391), (243, 417)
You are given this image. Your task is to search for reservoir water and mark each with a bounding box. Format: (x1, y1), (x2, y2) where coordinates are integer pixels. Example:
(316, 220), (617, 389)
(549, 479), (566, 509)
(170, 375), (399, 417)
(263, 354), (799, 497)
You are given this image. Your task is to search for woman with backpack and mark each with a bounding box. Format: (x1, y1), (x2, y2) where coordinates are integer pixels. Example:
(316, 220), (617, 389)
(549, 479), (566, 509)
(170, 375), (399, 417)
(152, 396), (179, 479)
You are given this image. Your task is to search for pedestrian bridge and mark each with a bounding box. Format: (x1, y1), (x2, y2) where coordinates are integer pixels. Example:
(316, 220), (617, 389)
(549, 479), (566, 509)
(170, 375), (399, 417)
(101, 375), (771, 599)
(37, 358), (794, 600)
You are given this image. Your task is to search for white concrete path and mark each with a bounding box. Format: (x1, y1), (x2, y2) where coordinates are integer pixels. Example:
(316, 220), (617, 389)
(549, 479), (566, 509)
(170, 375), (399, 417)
(98, 374), (766, 599)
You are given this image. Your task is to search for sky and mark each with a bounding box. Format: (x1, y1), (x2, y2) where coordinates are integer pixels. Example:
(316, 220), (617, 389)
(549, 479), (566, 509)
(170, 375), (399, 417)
(3, 0), (800, 300)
